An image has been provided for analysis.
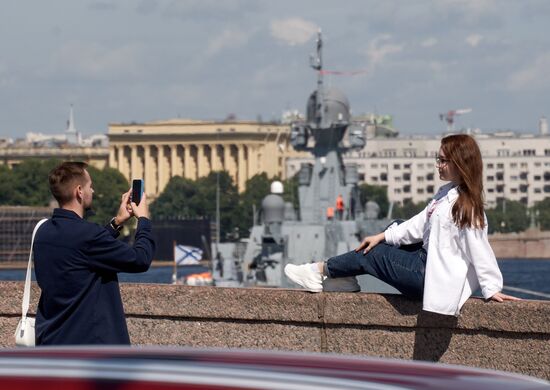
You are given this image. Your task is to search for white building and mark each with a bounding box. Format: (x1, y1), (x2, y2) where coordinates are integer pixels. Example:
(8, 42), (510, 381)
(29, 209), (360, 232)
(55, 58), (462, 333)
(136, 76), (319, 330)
(286, 124), (550, 208)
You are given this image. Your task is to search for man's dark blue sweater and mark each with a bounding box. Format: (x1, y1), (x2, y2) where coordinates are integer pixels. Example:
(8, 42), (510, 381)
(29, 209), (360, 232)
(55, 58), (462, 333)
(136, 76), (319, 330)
(34, 208), (155, 345)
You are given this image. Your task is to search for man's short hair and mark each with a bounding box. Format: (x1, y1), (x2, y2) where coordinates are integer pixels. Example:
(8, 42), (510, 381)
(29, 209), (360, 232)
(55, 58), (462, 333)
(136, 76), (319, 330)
(49, 162), (89, 205)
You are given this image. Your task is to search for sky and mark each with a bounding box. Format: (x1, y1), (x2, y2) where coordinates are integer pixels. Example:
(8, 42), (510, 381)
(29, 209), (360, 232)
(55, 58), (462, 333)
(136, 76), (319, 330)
(1, 0), (549, 138)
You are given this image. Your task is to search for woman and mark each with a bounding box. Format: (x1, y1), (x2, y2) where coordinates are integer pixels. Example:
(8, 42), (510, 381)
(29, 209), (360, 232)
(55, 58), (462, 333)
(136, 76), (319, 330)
(285, 134), (519, 316)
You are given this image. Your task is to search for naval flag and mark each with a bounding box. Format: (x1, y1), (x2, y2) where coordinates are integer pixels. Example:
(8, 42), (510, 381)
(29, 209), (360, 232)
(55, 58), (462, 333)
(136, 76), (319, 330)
(175, 245), (203, 265)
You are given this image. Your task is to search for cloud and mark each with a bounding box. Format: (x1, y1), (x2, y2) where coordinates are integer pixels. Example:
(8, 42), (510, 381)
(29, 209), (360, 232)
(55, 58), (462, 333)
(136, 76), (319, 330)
(206, 29), (250, 56)
(270, 17), (318, 46)
(162, 0), (260, 22)
(49, 42), (144, 80)
(421, 37), (438, 47)
(365, 35), (404, 70)
(507, 52), (550, 91)
(465, 34), (483, 47)
(88, 0), (117, 11)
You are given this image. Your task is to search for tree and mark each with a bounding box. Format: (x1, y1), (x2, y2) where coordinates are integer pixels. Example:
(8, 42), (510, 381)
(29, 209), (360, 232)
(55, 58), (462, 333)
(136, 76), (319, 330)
(393, 198), (428, 220)
(238, 173), (272, 228)
(150, 172), (241, 240)
(8, 159), (60, 206)
(486, 199), (529, 233)
(150, 176), (200, 219)
(86, 166), (130, 224)
(533, 198), (550, 231)
(358, 184), (389, 219)
(0, 164), (17, 205)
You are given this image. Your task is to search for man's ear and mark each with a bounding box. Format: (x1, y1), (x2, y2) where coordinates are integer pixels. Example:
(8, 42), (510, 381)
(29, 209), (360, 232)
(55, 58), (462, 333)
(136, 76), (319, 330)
(75, 185), (83, 202)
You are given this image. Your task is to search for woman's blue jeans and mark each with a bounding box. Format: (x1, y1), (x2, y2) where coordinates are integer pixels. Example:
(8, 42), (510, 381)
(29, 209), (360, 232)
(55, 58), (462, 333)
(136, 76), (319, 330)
(326, 243), (427, 299)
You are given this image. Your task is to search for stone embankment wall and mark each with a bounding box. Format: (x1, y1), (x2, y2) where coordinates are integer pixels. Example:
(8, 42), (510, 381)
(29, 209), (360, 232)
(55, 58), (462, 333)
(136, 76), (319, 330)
(0, 282), (548, 380)
(490, 229), (550, 258)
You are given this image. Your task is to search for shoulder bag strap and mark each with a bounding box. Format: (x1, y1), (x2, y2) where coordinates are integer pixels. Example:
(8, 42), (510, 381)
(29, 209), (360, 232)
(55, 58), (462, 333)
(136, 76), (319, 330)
(21, 218), (48, 318)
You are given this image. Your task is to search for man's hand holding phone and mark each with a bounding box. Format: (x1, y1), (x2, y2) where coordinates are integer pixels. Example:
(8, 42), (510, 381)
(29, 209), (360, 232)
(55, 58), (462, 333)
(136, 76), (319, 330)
(130, 178), (148, 219)
(131, 192), (149, 219)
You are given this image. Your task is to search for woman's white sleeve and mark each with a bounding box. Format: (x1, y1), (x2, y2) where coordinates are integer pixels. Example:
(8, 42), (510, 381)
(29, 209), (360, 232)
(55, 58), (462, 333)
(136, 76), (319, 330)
(384, 206), (428, 246)
(462, 226), (503, 299)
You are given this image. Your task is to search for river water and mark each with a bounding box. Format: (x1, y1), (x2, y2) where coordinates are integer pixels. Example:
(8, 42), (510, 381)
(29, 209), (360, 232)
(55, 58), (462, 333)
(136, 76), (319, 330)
(2, 259), (549, 301)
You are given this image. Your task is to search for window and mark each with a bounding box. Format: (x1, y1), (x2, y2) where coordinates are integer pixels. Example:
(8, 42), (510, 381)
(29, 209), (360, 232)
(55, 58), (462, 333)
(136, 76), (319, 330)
(417, 176), (424, 182)
(488, 188), (494, 193)
(370, 176), (378, 182)
(511, 175), (518, 180)
(370, 164), (378, 169)
(523, 149), (535, 156)
(510, 163), (518, 168)
(394, 164), (401, 169)
(497, 149), (510, 157)
(511, 188), (518, 194)
(496, 185), (504, 193)
(497, 163), (504, 169)
(544, 185), (550, 193)
(521, 162), (528, 168)
(496, 172), (504, 181)
(394, 188), (402, 194)
(403, 185), (411, 193)
(417, 189), (424, 194)
(380, 173), (388, 181)
(545, 172), (550, 181)
(417, 164), (425, 169)
(487, 163), (494, 169)
(535, 188), (542, 193)
(404, 163), (411, 169)
(487, 176), (494, 181)
(520, 172), (528, 180)
(535, 175), (542, 181)
(427, 185), (434, 193)
(403, 173), (411, 180)
(520, 184), (528, 193)
(426, 173), (434, 181)
(535, 162), (542, 167)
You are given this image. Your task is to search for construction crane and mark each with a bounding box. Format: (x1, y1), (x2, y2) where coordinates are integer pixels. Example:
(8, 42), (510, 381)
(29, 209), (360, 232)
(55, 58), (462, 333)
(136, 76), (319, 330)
(439, 108), (472, 131)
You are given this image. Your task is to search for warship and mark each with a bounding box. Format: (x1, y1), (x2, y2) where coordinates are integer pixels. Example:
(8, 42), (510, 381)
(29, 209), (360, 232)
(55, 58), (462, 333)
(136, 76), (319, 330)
(215, 31), (396, 293)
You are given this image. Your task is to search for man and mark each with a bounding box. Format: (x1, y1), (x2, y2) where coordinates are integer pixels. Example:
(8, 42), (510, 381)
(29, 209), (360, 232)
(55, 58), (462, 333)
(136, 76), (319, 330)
(34, 162), (155, 345)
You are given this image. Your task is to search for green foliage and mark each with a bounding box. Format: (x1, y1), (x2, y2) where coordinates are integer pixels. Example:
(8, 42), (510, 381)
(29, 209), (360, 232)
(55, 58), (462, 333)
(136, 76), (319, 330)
(486, 199), (529, 234)
(0, 159), (130, 224)
(150, 176), (199, 219)
(8, 159), (60, 206)
(150, 171), (240, 240)
(238, 173), (272, 228)
(87, 166), (130, 224)
(358, 184), (389, 218)
(393, 198), (428, 220)
(533, 198), (550, 231)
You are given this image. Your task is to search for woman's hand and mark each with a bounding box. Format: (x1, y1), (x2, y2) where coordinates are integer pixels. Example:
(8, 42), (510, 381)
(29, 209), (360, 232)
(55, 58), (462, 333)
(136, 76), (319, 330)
(490, 292), (521, 302)
(356, 232), (385, 254)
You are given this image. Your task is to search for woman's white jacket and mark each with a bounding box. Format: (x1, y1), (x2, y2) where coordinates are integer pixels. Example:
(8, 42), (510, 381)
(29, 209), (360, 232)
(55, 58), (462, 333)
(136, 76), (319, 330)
(384, 183), (503, 316)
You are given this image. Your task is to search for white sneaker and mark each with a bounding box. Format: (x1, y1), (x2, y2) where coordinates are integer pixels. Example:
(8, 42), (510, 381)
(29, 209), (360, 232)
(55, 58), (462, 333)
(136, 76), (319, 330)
(322, 276), (361, 292)
(284, 263), (324, 292)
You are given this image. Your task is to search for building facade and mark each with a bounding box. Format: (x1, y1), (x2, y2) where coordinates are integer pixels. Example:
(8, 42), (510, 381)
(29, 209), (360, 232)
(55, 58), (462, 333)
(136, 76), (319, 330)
(107, 119), (301, 196)
(287, 131), (550, 208)
(0, 146), (108, 169)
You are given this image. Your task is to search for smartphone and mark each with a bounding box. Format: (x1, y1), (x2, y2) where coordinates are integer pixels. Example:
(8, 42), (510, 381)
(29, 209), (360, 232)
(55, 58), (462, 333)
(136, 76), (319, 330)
(131, 179), (144, 205)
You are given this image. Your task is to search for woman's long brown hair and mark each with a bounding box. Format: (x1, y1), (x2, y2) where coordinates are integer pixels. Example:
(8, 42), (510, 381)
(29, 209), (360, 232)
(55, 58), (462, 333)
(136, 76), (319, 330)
(441, 134), (485, 229)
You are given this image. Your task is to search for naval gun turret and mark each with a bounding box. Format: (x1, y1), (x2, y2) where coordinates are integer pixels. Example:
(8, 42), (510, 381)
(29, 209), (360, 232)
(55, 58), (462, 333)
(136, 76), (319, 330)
(241, 31), (391, 290)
